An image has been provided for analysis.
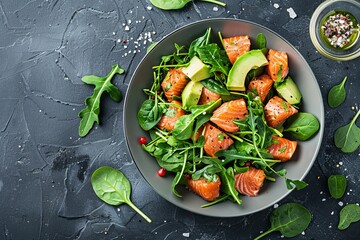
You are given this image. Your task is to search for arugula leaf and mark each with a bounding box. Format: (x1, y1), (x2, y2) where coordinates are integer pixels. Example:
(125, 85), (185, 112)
(189, 28), (211, 59)
(197, 43), (230, 75)
(78, 64), (124, 137)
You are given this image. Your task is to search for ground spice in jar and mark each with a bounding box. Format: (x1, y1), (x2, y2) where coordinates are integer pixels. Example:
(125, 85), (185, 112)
(321, 12), (357, 48)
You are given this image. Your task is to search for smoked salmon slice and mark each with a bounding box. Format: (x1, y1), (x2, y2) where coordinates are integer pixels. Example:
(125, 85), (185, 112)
(264, 96), (298, 128)
(210, 99), (248, 133)
(161, 68), (189, 101)
(267, 136), (297, 162)
(198, 87), (221, 105)
(223, 36), (251, 64)
(203, 122), (234, 158)
(234, 167), (266, 196)
(248, 74), (273, 102)
(187, 176), (221, 201)
(157, 100), (186, 131)
(266, 49), (289, 81)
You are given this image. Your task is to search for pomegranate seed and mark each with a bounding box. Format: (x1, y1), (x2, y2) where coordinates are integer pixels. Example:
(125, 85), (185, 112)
(157, 168), (166, 177)
(139, 136), (147, 144)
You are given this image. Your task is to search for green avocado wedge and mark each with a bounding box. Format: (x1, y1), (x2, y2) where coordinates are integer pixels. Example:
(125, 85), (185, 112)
(227, 50), (268, 91)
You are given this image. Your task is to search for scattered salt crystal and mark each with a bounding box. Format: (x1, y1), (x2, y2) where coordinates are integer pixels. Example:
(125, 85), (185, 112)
(331, 211), (334, 215)
(322, 198), (326, 202)
(320, 191), (323, 194)
(352, 106), (355, 110)
(122, 23), (125, 26)
(146, 6), (152, 10)
(124, 26), (130, 31)
(287, 8), (297, 19)
(329, 225), (332, 229)
(274, 204), (279, 208)
(338, 201), (344, 207)
(124, 45), (128, 49)
(112, 32), (116, 36)
(18, 145), (21, 148)
(281, 235), (284, 238)
(128, 19), (132, 24)
(336, 164), (340, 168)
(39, 110), (42, 113)
(124, 53), (127, 57)
(164, 220), (167, 222)
(182, 233), (190, 238)
(69, 137), (72, 140)
(213, 6), (219, 12)
(273, 3), (279, 9)
(301, 231), (305, 235)
(339, 162), (343, 165)
(350, 189), (353, 192)
(117, 39), (121, 43)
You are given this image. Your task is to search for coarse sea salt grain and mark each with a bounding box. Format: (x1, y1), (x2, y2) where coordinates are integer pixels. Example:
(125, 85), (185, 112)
(287, 8), (297, 19)
(182, 233), (190, 238)
(124, 26), (130, 31)
(146, 6), (152, 10)
(274, 204), (279, 208)
(213, 6), (219, 12)
(338, 201), (344, 207)
(274, 3), (279, 9)
(322, 198), (326, 202)
(331, 211), (334, 215)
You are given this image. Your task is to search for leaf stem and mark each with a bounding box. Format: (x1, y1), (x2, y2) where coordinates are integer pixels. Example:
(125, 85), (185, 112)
(126, 200), (152, 223)
(201, 195), (229, 208)
(253, 227), (277, 240)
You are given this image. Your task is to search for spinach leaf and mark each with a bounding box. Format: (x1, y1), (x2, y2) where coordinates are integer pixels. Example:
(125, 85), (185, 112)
(285, 178), (309, 190)
(328, 76), (347, 108)
(137, 99), (163, 131)
(334, 110), (360, 153)
(189, 28), (211, 59)
(197, 43), (230, 75)
(201, 79), (230, 95)
(283, 112), (320, 141)
(338, 204), (360, 230)
(78, 64), (124, 137)
(255, 33), (267, 49)
(254, 203), (311, 239)
(173, 99), (221, 140)
(91, 166), (152, 223)
(328, 174), (347, 199)
(149, 0), (226, 10)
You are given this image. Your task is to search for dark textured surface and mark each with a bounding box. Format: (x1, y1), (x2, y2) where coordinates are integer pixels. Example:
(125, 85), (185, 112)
(0, 0), (359, 239)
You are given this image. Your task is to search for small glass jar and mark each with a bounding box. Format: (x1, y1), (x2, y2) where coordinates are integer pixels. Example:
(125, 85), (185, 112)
(309, 0), (360, 61)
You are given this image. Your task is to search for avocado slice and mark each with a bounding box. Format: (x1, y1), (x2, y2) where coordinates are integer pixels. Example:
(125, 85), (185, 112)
(182, 56), (212, 82)
(276, 76), (302, 105)
(227, 50), (268, 91)
(182, 81), (203, 109)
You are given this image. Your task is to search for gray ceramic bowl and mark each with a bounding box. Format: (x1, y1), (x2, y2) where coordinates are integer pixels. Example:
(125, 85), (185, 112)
(124, 19), (324, 217)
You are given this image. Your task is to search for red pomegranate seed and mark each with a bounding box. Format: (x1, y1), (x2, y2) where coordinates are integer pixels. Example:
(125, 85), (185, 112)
(139, 136), (147, 144)
(157, 168), (166, 177)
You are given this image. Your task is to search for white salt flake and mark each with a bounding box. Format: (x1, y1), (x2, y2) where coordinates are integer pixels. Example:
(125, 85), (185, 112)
(301, 231), (305, 235)
(339, 162), (343, 166)
(124, 26), (130, 31)
(287, 8), (297, 19)
(117, 39), (121, 43)
(213, 6), (219, 12)
(274, 204), (279, 208)
(112, 32), (116, 36)
(338, 201), (344, 207)
(128, 19), (132, 24)
(146, 6), (152, 10)
(322, 198), (326, 202)
(329, 225), (332, 229)
(331, 211), (334, 215)
(320, 191), (323, 194)
(273, 3), (279, 9)
(182, 233), (190, 238)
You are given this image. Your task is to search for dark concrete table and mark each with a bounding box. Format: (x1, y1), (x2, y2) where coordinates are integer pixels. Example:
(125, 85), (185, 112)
(1, 0), (359, 239)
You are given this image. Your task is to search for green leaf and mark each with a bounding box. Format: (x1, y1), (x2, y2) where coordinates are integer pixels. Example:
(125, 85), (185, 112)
(91, 166), (152, 223)
(286, 178), (309, 190)
(78, 64), (124, 137)
(201, 79), (230, 95)
(197, 43), (230, 76)
(328, 76), (347, 108)
(338, 204), (360, 230)
(283, 112), (320, 141)
(188, 28), (211, 59)
(255, 33), (267, 49)
(328, 174), (347, 199)
(147, 42), (158, 53)
(218, 168), (242, 205)
(137, 99), (163, 131)
(334, 110), (360, 153)
(149, 0), (226, 10)
(254, 203), (312, 239)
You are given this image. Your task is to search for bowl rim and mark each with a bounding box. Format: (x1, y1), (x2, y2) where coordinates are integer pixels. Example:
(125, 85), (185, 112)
(123, 18), (324, 217)
(309, 0), (360, 61)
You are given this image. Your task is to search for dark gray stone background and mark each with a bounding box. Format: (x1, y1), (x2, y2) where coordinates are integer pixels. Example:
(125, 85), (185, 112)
(0, 0), (359, 239)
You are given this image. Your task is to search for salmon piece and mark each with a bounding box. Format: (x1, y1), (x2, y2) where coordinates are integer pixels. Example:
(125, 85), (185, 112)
(157, 100), (186, 131)
(267, 136), (297, 162)
(264, 96), (298, 128)
(203, 122), (234, 158)
(161, 68), (189, 101)
(247, 74), (273, 102)
(266, 49), (289, 81)
(210, 99), (248, 133)
(187, 176), (221, 201)
(223, 36), (251, 64)
(234, 167), (266, 196)
(198, 87), (221, 105)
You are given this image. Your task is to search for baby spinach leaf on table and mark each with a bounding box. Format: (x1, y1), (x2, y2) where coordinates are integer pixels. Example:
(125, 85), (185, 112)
(254, 203), (311, 239)
(201, 79), (230, 95)
(283, 112), (320, 141)
(91, 166), (152, 223)
(78, 64), (124, 137)
(149, 0), (226, 10)
(328, 76), (347, 108)
(328, 174), (347, 199)
(334, 109), (360, 153)
(137, 99), (163, 131)
(197, 43), (230, 75)
(338, 204), (360, 230)
(285, 178), (309, 190)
